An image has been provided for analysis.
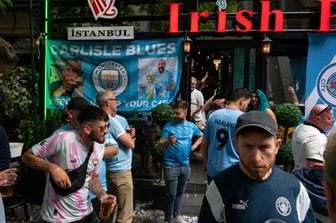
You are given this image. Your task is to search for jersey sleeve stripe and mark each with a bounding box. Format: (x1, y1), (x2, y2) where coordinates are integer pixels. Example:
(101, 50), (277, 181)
(205, 180), (226, 222)
(296, 182), (311, 222)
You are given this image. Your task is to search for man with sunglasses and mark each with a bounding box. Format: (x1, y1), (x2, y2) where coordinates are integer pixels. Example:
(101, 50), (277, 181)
(96, 90), (135, 223)
(22, 106), (117, 223)
(292, 104), (334, 168)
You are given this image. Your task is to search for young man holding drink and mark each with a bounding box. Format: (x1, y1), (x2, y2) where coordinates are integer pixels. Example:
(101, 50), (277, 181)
(22, 106), (116, 223)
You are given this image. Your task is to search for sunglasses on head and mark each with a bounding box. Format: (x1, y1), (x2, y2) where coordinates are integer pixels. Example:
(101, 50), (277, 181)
(317, 105), (332, 116)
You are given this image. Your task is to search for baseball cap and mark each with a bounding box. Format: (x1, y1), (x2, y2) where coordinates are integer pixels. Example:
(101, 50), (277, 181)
(235, 111), (277, 136)
(66, 97), (90, 111)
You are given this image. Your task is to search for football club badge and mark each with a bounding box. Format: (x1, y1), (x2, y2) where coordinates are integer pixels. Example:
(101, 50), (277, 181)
(92, 61), (128, 96)
(317, 62), (336, 107)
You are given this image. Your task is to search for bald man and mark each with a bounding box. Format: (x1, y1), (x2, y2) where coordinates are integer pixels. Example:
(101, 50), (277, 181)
(292, 104), (334, 168)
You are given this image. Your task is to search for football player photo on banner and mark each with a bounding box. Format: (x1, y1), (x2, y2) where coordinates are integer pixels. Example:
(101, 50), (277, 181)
(306, 33), (336, 133)
(46, 38), (183, 111)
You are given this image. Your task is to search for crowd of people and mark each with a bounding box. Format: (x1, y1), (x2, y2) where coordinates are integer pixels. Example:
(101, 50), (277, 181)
(0, 81), (336, 223)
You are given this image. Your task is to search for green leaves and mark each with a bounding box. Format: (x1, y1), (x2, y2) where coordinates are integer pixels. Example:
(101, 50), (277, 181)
(275, 103), (302, 128)
(0, 0), (12, 12)
(152, 103), (174, 128)
(276, 142), (294, 165)
(150, 140), (164, 163)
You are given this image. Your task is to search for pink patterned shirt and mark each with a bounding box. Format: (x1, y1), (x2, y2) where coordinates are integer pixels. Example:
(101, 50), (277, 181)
(32, 131), (104, 223)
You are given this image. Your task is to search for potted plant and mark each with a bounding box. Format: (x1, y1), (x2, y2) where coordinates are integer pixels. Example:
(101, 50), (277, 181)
(150, 103), (174, 210)
(275, 103), (302, 171)
(275, 103), (302, 143)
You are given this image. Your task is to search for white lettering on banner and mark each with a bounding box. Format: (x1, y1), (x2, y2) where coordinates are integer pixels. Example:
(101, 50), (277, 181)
(125, 43), (176, 56)
(50, 43), (177, 57)
(123, 100), (169, 108)
(53, 98), (71, 107)
(67, 26), (133, 40)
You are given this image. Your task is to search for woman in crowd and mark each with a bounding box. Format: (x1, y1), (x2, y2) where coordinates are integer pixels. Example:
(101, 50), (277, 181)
(248, 89), (277, 122)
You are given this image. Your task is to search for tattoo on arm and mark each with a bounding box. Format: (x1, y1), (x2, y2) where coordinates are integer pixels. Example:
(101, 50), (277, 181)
(89, 175), (105, 199)
(21, 149), (52, 173)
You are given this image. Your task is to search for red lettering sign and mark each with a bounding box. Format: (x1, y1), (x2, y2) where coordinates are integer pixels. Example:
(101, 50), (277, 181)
(259, 0), (284, 32)
(167, 0), (333, 33)
(316, 0), (336, 32)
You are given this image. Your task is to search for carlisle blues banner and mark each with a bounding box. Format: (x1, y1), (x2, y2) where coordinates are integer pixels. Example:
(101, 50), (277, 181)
(306, 33), (336, 132)
(46, 38), (183, 111)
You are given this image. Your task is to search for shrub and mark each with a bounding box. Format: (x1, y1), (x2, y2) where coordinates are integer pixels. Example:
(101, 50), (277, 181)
(152, 103), (174, 129)
(275, 103), (302, 128)
(276, 142), (294, 165)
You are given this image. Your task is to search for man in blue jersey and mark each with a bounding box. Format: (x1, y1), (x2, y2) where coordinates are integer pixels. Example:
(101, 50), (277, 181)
(198, 111), (316, 223)
(96, 90), (135, 223)
(160, 100), (203, 223)
(201, 87), (250, 182)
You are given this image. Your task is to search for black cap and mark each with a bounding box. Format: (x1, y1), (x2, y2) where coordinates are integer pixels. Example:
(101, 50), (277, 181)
(66, 97), (90, 111)
(235, 111), (277, 136)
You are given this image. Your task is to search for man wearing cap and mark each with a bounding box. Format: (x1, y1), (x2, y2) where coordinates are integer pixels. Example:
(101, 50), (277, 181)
(198, 111), (316, 223)
(292, 104), (334, 168)
(201, 87), (250, 182)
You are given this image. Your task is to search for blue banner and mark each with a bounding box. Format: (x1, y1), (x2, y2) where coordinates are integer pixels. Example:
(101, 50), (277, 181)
(46, 38), (183, 111)
(306, 33), (336, 132)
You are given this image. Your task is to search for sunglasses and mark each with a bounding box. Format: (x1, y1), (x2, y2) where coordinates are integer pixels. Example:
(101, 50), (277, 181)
(317, 105), (332, 116)
(88, 123), (110, 132)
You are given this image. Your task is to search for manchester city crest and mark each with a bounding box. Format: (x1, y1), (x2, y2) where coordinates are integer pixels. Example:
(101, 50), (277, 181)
(92, 61), (128, 96)
(317, 62), (336, 107)
(275, 197), (291, 216)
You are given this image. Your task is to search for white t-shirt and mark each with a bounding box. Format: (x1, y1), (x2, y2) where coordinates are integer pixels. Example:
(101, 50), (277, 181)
(191, 89), (205, 123)
(292, 123), (327, 168)
(32, 131), (104, 223)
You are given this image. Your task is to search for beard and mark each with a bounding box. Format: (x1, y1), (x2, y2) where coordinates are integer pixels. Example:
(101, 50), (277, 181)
(158, 67), (165, 73)
(240, 159), (274, 180)
(89, 132), (105, 144)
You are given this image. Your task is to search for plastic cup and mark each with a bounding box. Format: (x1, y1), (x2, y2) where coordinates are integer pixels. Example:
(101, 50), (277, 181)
(99, 198), (114, 220)
(0, 180), (15, 198)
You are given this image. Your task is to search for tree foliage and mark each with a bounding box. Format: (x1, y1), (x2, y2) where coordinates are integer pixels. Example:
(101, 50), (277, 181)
(0, 0), (12, 11)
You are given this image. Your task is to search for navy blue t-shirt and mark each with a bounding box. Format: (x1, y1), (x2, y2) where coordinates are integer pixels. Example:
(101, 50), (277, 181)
(198, 165), (316, 223)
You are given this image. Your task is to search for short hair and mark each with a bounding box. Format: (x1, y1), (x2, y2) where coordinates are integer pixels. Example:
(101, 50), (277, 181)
(64, 59), (82, 75)
(230, 87), (250, 101)
(96, 90), (111, 107)
(191, 77), (198, 84)
(324, 131), (336, 194)
(171, 100), (189, 110)
(67, 97), (90, 111)
(77, 105), (108, 124)
(158, 59), (166, 65)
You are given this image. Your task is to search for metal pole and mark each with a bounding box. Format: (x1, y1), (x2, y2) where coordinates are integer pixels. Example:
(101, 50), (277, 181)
(262, 54), (268, 91)
(186, 53), (191, 121)
(29, 0), (37, 129)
